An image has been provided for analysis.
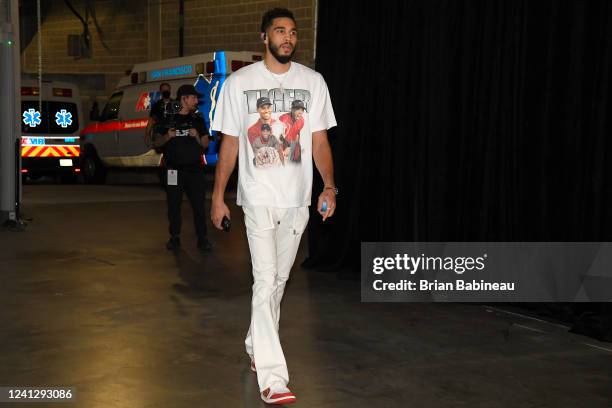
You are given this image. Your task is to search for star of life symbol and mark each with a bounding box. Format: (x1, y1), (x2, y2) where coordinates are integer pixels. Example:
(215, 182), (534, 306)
(55, 109), (73, 128)
(22, 108), (42, 127)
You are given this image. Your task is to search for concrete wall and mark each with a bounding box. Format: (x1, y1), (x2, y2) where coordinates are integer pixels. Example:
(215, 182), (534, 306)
(21, 0), (316, 113)
(161, 0), (315, 65)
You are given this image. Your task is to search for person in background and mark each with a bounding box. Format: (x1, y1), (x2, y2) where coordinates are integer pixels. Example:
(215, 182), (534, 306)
(157, 84), (211, 252)
(145, 82), (173, 147)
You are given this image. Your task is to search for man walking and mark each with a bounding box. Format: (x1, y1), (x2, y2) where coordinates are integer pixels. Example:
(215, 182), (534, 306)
(211, 7), (338, 405)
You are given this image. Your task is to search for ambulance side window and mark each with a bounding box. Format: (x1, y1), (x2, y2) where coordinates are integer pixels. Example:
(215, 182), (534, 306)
(101, 91), (123, 121)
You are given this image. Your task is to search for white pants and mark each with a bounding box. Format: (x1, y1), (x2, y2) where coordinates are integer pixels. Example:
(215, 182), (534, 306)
(243, 206), (310, 392)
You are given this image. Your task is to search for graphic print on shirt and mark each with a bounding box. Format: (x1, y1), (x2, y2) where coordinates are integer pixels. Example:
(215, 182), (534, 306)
(244, 88), (310, 169)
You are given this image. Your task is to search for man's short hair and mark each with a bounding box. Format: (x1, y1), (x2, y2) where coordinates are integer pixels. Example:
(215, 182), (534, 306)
(260, 8), (296, 33)
(159, 82), (171, 90)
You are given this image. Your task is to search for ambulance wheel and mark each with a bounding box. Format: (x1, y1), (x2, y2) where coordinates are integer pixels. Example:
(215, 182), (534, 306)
(81, 153), (106, 184)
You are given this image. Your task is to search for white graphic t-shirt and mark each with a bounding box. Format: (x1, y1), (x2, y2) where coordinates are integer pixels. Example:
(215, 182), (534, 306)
(212, 61), (337, 208)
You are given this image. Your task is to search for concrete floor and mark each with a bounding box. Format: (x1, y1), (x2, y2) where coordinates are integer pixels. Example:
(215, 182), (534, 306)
(0, 182), (611, 407)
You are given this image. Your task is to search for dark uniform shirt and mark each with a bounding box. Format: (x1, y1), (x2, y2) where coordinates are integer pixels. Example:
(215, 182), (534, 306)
(150, 99), (172, 121)
(162, 113), (208, 169)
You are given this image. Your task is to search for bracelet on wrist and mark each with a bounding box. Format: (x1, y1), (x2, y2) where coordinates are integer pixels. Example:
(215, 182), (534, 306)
(324, 186), (339, 195)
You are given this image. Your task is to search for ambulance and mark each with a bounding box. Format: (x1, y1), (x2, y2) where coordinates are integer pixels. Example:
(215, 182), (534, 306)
(80, 51), (263, 184)
(20, 80), (83, 183)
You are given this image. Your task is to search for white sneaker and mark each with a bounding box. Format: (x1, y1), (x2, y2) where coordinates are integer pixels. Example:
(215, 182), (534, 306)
(261, 383), (296, 405)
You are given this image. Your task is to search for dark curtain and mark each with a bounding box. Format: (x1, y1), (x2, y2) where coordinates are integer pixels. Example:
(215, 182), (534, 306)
(306, 0), (612, 275)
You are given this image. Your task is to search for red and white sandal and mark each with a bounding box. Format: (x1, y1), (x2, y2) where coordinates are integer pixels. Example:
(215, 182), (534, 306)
(261, 384), (296, 405)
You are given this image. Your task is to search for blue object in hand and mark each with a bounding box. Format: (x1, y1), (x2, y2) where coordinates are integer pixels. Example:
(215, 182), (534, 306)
(321, 200), (328, 212)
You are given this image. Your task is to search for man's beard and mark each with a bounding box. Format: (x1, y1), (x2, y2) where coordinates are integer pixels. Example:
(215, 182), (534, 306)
(268, 41), (295, 64)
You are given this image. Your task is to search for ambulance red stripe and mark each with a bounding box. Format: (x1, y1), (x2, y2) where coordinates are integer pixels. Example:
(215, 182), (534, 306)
(80, 118), (149, 136)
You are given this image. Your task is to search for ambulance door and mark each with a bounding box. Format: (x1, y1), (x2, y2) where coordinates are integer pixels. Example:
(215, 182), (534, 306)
(90, 91), (123, 160)
(117, 84), (158, 163)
